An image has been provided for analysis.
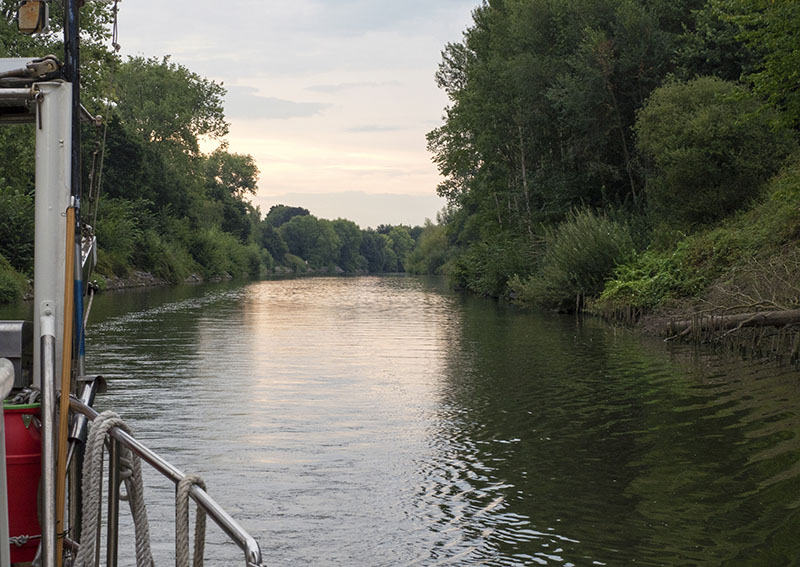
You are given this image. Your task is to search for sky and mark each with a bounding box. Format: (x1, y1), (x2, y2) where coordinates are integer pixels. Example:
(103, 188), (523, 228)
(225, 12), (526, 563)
(116, 0), (478, 228)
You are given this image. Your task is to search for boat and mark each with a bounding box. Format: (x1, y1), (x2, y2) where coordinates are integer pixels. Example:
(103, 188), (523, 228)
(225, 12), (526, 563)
(1, 2), (264, 565)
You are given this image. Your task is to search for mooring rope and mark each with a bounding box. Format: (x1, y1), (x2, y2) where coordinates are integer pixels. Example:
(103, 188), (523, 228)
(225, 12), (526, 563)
(75, 411), (154, 567)
(176, 475), (208, 567)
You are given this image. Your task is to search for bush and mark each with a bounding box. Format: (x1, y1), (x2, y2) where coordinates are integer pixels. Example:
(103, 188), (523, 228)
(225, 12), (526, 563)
(448, 234), (533, 297)
(636, 76), (795, 228)
(260, 248), (274, 273)
(189, 227), (264, 278)
(283, 253), (307, 273)
(510, 209), (635, 311)
(0, 254), (26, 304)
(243, 243), (266, 277)
(95, 198), (142, 273)
(132, 229), (198, 283)
(597, 158), (800, 313)
(0, 186), (34, 273)
(595, 248), (701, 312)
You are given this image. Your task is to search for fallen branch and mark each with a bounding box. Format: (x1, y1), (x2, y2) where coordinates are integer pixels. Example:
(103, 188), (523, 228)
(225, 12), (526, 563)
(666, 309), (800, 336)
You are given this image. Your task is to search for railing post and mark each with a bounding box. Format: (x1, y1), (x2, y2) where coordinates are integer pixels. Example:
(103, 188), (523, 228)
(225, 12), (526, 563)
(40, 321), (58, 567)
(106, 438), (120, 567)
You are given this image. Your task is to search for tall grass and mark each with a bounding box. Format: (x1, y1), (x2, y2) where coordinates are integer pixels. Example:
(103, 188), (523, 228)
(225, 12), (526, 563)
(510, 209), (635, 311)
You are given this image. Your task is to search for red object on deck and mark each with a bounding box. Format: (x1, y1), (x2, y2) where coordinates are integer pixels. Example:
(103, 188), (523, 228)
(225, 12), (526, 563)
(4, 404), (42, 564)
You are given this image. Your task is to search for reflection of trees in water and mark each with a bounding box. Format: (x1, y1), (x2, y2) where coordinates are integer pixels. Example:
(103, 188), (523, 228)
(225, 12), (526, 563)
(87, 281), (248, 423)
(434, 295), (800, 565)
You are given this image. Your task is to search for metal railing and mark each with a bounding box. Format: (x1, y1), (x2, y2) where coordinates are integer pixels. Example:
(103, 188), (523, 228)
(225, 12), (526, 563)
(69, 397), (264, 567)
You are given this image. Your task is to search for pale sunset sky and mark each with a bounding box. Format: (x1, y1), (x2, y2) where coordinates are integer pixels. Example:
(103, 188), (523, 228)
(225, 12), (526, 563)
(117, 0), (478, 228)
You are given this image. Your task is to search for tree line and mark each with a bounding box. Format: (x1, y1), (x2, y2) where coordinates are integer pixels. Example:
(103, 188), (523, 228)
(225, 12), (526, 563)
(0, 2), (435, 303)
(415, 0), (800, 315)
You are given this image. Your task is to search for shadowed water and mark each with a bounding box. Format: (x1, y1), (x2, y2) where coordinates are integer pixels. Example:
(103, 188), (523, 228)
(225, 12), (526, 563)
(7, 276), (799, 565)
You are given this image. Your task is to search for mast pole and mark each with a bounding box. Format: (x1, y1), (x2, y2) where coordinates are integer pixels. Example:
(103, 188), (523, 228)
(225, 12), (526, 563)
(56, 2), (82, 565)
(65, 0), (80, 204)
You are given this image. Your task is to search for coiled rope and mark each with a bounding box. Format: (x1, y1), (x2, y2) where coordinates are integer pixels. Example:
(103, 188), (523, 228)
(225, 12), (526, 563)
(75, 411), (153, 567)
(176, 475), (207, 567)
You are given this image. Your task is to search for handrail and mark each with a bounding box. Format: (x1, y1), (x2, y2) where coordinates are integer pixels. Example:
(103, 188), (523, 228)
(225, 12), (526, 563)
(69, 397), (264, 567)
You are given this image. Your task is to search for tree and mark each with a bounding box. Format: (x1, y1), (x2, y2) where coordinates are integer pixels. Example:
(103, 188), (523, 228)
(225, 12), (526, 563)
(259, 223), (288, 262)
(332, 219), (365, 272)
(387, 227), (414, 271)
(101, 117), (195, 216)
(113, 56), (228, 154)
(0, 185), (34, 273)
(279, 215), (340, 269)
(265, 204), (310, 228)
(674, 1), (756, 82)
(204, 147), (258, 199)
(202, 146), (260, 243)
(1, 0), (118, 106)
(636, 76), (795, 227)
(717, 0), (800, 128)
(404, 221), (450, 274)
(360, 230), (388, 272)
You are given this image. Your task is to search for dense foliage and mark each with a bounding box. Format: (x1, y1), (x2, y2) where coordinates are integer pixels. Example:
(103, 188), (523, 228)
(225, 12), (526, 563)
(425, 0), (800, 313)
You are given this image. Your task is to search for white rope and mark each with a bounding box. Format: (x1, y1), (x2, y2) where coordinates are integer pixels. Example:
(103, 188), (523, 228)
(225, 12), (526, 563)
(75, 411), (154, 567)
(176, 475), (207, 567)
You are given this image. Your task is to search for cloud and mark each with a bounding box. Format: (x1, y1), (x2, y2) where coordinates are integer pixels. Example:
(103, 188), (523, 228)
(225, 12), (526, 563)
(297, 0), (475, 38)
(346, 125), (403, 133)
(306, 81), (402, 94)
(224, 86), (330, 120)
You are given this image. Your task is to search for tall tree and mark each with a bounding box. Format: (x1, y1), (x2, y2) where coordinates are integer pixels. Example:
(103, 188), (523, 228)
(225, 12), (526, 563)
(717, 0), (800, 128)
(113, 56), (228, 154)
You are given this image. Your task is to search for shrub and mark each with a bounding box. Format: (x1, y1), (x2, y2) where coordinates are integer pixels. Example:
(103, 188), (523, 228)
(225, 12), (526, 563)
(636, 76), (795, 228)
(0, 186), (34, 273)
(0, 254), (26, 304)
(449, 234), (533, 297)
(597, 156), (800, 313)
(189, 227), (263, 278)
(95, 198), (142, 273)
(595, 249), (700, 312)
(243, 243), (265, 277)
(132, 229), (198, 283)
(510, 209), (635, 311)
(283, 253), (307, 273)
(259, 248), (274, 273)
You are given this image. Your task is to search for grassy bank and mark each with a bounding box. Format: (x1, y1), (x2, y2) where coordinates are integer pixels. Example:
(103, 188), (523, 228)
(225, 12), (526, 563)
(588, 156), (800, 361)
(595, 156), (800, 316)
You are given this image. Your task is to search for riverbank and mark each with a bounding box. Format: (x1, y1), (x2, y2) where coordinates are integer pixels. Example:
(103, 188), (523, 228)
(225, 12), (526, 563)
(584, 156), (800, 361)
(432, 151), (799, 364)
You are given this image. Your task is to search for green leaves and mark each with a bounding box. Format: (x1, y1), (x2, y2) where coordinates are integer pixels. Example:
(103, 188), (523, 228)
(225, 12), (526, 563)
(0, 185), (34, 273)
(716, 0), (800, 128)
(113, 56), (228, 154)
(635, 76), (795, 228)
(510, 209), (636, 311)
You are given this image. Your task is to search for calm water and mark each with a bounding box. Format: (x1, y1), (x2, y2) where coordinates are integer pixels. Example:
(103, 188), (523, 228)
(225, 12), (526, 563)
(6, 276), (800, 565)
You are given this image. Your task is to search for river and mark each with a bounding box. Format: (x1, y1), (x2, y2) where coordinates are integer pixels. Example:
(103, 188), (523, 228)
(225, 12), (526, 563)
(4, 275), (800, 565)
